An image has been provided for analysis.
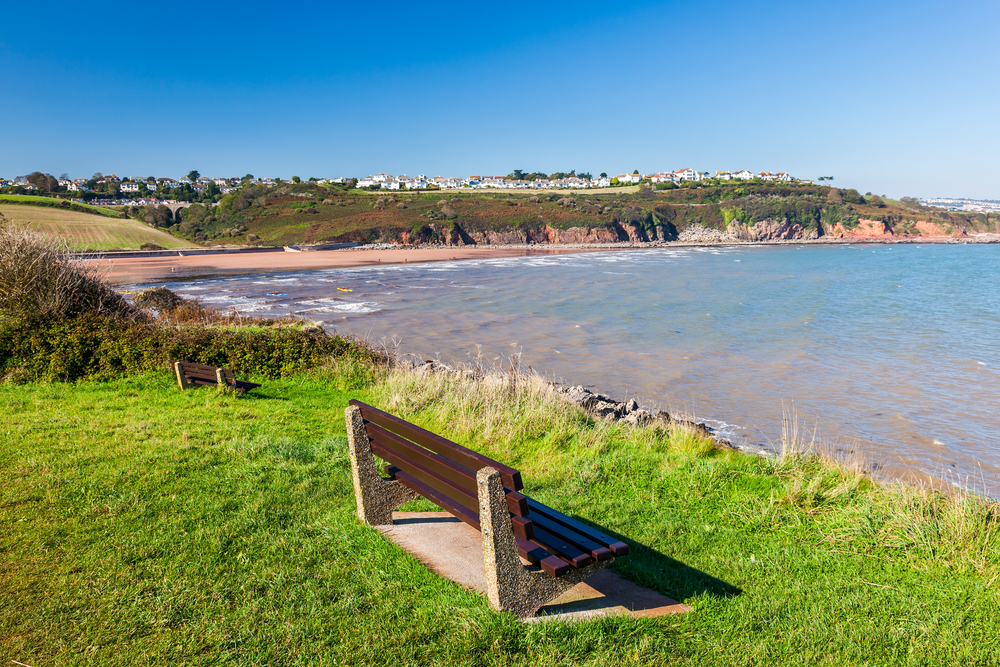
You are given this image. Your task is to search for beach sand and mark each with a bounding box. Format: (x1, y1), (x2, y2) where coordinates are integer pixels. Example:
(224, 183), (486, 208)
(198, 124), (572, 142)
(98, 246), (610, 284)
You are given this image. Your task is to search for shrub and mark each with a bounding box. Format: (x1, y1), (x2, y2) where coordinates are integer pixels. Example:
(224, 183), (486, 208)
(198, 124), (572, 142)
(0, 225), (135, 319)
(0, 312), (384, 383)
(133, 286), (184, 311)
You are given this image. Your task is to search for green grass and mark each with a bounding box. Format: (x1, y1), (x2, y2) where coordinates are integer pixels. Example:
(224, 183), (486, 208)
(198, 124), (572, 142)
(1, 365), (998, 665)
(0, 204), (194, 251)
(0, 194), (122, 218)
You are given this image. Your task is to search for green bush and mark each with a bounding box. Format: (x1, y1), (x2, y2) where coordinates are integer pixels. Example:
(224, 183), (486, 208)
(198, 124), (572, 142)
(0, 314), (382, 383)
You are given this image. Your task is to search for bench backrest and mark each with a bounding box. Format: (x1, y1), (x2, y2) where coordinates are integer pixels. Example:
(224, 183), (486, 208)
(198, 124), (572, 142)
(349, 399), (533, 529)
(174, 361), (236, 389)
(350, 400), (629, 577)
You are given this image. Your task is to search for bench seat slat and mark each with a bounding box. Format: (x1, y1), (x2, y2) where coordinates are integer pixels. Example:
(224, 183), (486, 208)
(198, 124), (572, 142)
(526, 498), (629, 556)
(515, 537), (571, 577)
(529, 525), (593, 568)
(523, 511), (614, 562)
(351, 400), (523, 491)
(367, 422), (528, 517)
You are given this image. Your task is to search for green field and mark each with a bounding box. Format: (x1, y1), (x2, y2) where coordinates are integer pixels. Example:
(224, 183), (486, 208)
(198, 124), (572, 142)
(2, 358), (997, 665)
(0, 194), (122, 218)
(0, 204), (195, 250)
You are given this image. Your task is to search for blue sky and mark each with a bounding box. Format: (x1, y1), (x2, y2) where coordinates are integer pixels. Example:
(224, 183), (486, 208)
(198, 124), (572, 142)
(1, 1), (997, 198)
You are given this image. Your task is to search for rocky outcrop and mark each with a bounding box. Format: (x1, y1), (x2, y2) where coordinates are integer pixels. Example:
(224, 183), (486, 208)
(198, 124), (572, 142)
(915, 220), (963, 237)
(830, 218), (893, 238)
(678, 224), (735, 243)
(553, 385), (730, 446)
(552, 226), (621, 244)
(728, 218), (820, 241)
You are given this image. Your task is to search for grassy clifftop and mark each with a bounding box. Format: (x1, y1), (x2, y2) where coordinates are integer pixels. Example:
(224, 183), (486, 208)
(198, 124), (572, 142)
(2, 360), (998, 665)
(0, 233), (996, 664)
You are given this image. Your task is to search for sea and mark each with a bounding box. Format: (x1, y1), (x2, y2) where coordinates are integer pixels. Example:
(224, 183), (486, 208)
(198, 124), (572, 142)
(136, 244), (1000, 495)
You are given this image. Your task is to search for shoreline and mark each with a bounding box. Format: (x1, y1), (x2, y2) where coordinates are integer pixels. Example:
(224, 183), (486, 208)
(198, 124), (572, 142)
(100, 234), (1000, 284)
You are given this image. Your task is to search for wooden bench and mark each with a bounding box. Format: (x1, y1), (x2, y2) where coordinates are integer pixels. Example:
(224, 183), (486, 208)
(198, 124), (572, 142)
(173, 361), (262, 393)
(345, 400), (628, 617)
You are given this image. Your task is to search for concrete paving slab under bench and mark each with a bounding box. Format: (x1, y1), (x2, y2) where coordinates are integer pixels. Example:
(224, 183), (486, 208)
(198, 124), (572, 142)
(378, 511), (693, 622)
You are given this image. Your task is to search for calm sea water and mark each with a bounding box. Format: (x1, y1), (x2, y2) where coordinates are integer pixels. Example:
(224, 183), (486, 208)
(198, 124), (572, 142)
(139, 245), (1000, 494)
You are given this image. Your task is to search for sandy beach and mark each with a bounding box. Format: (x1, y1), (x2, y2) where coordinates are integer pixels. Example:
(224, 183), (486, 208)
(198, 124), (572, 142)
(97, 246), (611, 284)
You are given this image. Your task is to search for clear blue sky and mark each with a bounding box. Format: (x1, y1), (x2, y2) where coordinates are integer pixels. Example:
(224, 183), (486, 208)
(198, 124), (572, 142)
(2, 1), (997, 199)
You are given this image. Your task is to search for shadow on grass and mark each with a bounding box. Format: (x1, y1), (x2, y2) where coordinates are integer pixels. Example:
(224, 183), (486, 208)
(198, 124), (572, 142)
(573, 516), (742, 602)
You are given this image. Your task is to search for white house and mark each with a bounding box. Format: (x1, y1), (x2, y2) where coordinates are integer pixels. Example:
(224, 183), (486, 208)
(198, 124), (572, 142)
(774, 172), (793, 182)
(673, 168), (698, 182)
(714, 171), (732, 180)
(615, 173), (642, 184)
(213, 178), (229, 186)
(120, 182), (141, 193)
(357, 176), (377, 188)
(732, 169), (754, 180)
(649, 172), (677, 183)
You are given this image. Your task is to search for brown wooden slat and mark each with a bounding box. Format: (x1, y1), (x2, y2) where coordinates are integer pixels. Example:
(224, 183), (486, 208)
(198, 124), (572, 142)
(515, 537), (571, 577)
(350, 400), (523, 490)
(183, 370), (223, 379)
(382, 463), (533, 541)
(526, 498), (629, 556)
(367, 422), (528, 517)
(393, 469), (480, 527)
(529, 525), (593, 568)
(527, 512), (613, 562)
(176, 362), (224, 371)
(391, 469), (568, 577)
(374, 441), (498, 524)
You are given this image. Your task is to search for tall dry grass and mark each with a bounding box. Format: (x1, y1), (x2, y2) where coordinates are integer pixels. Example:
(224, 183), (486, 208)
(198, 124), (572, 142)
(0, 224), (134, 319)
(348, 354), (999, 575)
(770, 401), (1000, 574)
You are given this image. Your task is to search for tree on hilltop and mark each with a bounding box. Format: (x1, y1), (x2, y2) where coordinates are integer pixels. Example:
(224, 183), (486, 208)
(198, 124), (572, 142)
(187, 170), (200, 182)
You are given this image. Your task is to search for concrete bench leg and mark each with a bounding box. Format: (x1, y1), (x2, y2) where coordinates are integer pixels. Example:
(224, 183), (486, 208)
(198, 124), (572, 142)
(346, 405), (417, 526)
(174, 361), (189, 390)
(477, 467), (610, 618)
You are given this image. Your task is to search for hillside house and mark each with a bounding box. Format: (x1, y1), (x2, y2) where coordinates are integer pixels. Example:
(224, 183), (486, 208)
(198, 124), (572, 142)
(714, 171), (732, 180)
(733, 169), (754, 180)
(120, 182), (141, 193)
